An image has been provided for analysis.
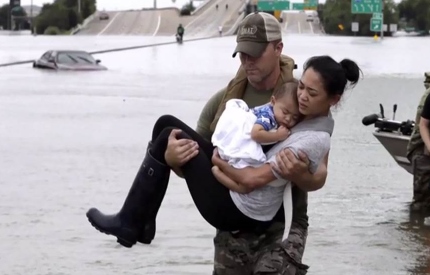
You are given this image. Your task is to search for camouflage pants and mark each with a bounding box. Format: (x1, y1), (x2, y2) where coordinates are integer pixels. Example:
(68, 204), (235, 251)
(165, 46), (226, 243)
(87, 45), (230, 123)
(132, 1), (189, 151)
(212, 221), (309, 275)
(411, 152), (430, 212)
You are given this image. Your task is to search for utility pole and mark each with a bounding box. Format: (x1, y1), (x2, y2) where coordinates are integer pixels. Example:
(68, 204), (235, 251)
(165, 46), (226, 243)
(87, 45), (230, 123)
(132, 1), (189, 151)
(380, 0), (384, 39)
(154, 0), (156, 9)
(78, 0), (81, 16)
(30, 0), (33, 33)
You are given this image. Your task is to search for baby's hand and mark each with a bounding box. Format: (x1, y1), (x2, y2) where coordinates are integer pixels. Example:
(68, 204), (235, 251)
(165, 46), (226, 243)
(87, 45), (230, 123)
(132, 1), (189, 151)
(276, 126), (290, 140)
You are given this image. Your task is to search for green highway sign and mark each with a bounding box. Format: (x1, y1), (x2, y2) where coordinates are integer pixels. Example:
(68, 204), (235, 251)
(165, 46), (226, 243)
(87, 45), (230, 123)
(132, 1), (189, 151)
(372, 12), (383, 20)
(257, 0), (290, 11)
(304, 0), (318, 9)
(370, 18), (382, 32)
(292, 3), (304, 10)
(351, 0), (382, 14)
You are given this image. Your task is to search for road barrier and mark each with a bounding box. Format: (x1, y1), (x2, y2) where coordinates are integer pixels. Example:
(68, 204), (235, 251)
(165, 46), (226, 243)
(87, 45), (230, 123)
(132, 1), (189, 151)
(0, 35), (218, 68)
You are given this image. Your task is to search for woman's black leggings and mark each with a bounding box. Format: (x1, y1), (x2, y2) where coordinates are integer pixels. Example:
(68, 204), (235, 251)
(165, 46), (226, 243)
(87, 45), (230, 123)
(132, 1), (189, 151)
(150, 115), (271, 231)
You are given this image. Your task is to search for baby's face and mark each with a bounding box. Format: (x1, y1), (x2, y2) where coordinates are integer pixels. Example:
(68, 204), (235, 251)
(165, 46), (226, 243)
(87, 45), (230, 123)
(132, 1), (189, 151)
(272, 94), (301, 128)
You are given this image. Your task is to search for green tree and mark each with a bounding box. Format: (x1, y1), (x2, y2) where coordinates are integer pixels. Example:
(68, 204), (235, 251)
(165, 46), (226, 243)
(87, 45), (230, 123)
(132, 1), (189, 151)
(0, 4), (28, 30)
(0, 4), (10, 29)
(398, 0), (430, 33)
(34, 0), (96, 34)
(80, 0), (96, 20)
(11, 5), (28, 30)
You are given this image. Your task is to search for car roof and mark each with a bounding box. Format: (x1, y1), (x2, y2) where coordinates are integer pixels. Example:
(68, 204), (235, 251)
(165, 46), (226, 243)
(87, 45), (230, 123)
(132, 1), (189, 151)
(55, 50), (90, 54)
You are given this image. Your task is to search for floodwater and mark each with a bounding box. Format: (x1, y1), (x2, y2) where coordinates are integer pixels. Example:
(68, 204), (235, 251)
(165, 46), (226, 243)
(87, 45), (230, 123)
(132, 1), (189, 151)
(1, 33), (430, 275)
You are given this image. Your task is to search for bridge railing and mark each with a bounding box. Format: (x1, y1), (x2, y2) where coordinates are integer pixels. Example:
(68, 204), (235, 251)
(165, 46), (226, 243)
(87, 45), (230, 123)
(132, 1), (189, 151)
(70, 12), (97, 35)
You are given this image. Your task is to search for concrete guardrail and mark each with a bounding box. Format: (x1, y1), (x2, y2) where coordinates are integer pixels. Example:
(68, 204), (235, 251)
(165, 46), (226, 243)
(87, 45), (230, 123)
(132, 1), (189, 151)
(70, 12), (97, 35)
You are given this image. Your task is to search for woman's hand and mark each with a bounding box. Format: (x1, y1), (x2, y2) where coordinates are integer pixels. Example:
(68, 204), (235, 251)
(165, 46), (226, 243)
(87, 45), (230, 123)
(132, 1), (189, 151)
(271, 149), (310, 183)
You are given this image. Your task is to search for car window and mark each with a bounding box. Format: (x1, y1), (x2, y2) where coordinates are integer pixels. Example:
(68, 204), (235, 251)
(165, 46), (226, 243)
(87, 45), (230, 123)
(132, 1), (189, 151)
(41, 51), (51, 60)
(57, 52), (96, 65)
(74, 52), (96, 64)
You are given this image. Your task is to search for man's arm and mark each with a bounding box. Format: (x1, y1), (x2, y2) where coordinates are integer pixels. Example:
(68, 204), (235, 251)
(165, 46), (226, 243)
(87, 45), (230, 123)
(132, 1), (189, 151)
(420, 94), (430, 152)
(171, 88), (225, 178)
(212, 132), (330, 192)
(212, 166), (253, 194)
(212, 154), (275, 189)
(213, 151), (327, 191)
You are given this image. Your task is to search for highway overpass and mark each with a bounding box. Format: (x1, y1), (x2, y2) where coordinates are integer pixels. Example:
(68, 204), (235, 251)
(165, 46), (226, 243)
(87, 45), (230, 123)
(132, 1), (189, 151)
(281, 11), (323, 35)
(75, 0), (245, 37)
(75, 1), (323, 37)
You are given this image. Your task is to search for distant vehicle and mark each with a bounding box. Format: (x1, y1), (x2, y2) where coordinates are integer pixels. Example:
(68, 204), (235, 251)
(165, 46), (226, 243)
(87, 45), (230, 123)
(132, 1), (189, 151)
(32, 50), (107, 71)
(306, 14), (314, 22)
(99, 12), (109, 20)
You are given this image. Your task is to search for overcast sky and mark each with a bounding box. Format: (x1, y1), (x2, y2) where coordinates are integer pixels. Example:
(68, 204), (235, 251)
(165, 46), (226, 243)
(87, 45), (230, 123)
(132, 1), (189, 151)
(0, 0), (402, 11)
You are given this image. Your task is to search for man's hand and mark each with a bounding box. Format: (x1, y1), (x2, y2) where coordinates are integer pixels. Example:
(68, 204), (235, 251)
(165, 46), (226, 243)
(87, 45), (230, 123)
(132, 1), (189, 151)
(271, 149), (310, 183)
(164, 129), (199, 167)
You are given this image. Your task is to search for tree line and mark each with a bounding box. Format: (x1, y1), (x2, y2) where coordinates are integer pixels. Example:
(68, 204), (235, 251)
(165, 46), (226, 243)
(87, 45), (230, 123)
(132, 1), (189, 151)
(318, 0), (430, 36)
(0, 0), (96, 34)
(0, 4), (28, 30)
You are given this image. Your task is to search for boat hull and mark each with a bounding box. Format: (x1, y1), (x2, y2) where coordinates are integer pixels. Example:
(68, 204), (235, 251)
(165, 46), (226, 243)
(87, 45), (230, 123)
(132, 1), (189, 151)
(372, 131), (412, 175)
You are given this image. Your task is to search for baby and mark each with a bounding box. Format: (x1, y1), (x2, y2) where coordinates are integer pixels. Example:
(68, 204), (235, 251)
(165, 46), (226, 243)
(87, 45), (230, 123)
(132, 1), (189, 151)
(211, 81), (301, 192)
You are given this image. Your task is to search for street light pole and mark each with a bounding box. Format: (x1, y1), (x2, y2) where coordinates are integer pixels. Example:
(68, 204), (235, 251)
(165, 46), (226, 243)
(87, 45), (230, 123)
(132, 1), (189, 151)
(30, 0), (33, 33)
(154, 0), (157, 9)
(78, 0), (81, 16)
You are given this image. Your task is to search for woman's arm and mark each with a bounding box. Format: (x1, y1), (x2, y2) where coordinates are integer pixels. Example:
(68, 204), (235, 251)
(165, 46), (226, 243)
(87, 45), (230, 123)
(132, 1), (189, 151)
(212, 149), (326, 191)
(211, 166), (253, 194)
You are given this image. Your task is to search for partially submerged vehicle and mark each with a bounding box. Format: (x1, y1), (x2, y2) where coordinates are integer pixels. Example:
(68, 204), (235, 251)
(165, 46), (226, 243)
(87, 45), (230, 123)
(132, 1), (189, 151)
(362, 103), (415, 175)
(33, 50), (107, 71)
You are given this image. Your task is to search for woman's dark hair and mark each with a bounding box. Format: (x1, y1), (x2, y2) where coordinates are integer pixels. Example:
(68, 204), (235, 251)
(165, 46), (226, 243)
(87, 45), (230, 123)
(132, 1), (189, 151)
(303, 55), (361, 98)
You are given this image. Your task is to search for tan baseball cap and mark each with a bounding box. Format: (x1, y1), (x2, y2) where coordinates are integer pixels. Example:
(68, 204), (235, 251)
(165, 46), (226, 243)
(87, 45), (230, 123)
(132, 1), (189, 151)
(232, 11), (282, 58)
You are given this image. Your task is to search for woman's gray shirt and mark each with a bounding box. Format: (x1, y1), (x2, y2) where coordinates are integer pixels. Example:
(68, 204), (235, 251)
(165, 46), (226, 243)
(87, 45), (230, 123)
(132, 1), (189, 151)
(230, 115), (334, 221)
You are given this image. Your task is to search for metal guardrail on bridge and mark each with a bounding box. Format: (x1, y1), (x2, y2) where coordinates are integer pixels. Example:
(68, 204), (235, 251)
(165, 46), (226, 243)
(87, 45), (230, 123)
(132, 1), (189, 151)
(0, 35), (221, 68)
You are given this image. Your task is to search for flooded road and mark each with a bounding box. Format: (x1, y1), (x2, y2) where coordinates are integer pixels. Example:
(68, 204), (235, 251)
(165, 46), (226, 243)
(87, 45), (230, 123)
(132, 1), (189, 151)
(1, 34), (430, 275)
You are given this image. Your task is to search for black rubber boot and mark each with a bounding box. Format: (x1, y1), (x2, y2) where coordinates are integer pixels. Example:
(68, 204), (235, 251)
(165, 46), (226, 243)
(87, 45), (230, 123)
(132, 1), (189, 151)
(137, 141), (170, 245)
(86, 146), (170, 248)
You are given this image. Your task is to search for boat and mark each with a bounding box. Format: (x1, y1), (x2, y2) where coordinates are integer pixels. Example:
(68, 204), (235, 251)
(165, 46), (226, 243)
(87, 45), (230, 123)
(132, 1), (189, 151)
(362, 103), (415, 175)
(363, 72), (430, 174)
